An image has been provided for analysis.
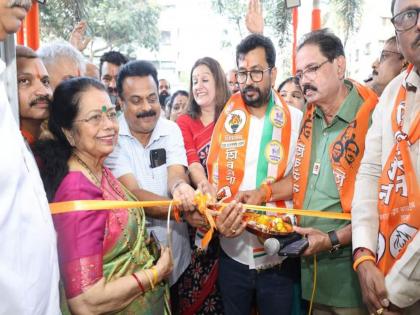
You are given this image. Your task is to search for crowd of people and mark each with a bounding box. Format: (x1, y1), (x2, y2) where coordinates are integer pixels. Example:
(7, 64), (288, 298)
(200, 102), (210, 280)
(1, 0), (419, 315)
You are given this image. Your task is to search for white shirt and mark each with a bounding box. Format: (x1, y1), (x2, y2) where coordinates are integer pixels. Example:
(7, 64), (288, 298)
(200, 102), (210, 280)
(0, 60), (60, 314)
(352, 68), (420, 308)
(221, 105), (303, 269)
(105, 116), (191, 285)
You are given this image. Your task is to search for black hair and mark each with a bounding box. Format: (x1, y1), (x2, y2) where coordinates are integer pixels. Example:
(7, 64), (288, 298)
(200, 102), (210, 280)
(168, 90), (189, 109)
(297, 29), (345, 61)
(117, 60), (159, 99)
(166, 90), (189, 118)
(236, 33), (276, 68)
(159, 78), (170, 88)
(187, 57), (230, 121)
(277, 76), (301, 93)
(34, 77), (107, 201)
(99, 51), (128, 77)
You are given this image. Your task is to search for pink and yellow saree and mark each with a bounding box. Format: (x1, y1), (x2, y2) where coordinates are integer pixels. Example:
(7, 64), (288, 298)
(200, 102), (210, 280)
(53, 167), (170, 314)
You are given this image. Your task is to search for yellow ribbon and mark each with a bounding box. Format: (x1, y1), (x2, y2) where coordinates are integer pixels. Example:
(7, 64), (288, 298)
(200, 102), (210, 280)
(49, 193), (351, 248)
(49, 197), (351, 220)
(50, 200), (179, 214)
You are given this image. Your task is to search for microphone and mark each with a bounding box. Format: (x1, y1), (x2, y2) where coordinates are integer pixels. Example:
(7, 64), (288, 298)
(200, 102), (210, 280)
(264, 237), (282, 256)
(264, 233), (307, 257)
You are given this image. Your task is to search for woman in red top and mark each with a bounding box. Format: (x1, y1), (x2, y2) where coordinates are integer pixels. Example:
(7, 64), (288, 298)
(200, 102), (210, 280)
(176, 57), (230, 315)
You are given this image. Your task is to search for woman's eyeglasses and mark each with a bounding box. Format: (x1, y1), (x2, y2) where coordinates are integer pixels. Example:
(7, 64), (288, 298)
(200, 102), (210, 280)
(74, 108), (118, 126)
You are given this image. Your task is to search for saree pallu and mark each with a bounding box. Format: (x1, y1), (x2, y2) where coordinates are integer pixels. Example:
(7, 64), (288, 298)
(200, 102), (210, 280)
(54, 168), (170, 315)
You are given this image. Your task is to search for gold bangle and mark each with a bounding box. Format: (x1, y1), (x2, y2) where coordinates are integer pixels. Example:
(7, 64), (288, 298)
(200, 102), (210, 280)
(144, 269), (155, 290)
(353, 255), (376, 272)
(151, 266), (159, 285)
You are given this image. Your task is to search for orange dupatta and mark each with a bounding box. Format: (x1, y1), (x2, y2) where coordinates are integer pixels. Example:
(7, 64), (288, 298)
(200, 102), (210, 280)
(293, 81), (378, 212)
(207, 90), (292, 207)
(377, 65), (420, 275)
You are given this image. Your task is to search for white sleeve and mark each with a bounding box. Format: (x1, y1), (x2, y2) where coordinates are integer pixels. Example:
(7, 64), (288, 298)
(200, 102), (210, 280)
(385, 233), (420, 308)
(105, 140), (134, 179)
(165, 123), (188, 167)
(351, 97), (385, 253)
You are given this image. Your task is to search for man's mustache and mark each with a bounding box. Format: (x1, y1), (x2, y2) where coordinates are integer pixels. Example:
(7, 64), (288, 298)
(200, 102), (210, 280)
(136, 110), (156, 118)
(108, 87), (118, 94)
(243, 85), (260, 94)
(29, 95), (51, 107)
(8, 0), (32, 11)
(302, 84), (318, 95)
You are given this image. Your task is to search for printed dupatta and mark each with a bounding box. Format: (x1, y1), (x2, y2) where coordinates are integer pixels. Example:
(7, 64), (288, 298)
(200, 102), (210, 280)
(293, 80), (378, 212)
(377, 65), (420, 275)
(207, 89), (292, 207)
(207, 90), (293, 268)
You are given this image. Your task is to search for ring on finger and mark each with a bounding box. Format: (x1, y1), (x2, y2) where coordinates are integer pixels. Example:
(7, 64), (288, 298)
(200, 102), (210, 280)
(230, 228), (236, 234)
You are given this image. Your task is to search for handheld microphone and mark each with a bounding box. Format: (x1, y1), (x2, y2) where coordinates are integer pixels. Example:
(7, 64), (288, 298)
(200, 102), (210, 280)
(264, 233), (308, 257)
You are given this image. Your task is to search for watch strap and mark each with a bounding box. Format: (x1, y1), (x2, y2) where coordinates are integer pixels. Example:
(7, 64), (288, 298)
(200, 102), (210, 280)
(328, 230), (340, 253)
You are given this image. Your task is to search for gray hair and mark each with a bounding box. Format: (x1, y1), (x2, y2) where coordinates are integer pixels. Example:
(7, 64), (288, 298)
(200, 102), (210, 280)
(37, 41), (86, 75)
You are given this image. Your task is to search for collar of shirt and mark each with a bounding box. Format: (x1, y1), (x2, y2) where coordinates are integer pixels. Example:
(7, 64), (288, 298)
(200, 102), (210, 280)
(118, 115), (171, 148)
(314, 79), (360, 125)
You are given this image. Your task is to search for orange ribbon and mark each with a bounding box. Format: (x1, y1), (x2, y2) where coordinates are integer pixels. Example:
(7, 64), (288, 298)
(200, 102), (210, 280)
(49, 195), (351, 248)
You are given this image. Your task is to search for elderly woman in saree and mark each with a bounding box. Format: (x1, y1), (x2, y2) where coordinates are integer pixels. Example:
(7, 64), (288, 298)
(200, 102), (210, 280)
(36, 77), (173, 315)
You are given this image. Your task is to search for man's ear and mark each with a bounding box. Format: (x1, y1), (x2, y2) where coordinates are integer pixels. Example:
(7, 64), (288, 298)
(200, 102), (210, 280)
(62, 128), (75, 147)
(336, 56), (346, 80)
(270, 67), (278, 88)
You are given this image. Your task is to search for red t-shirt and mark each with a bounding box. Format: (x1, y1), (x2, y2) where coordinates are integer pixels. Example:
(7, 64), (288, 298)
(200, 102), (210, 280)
(177, 114), (215, 169)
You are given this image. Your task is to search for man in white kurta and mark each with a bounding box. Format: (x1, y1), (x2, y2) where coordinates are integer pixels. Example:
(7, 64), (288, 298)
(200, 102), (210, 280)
(352, 1), (420, 314)
(0, 1), (60, 314)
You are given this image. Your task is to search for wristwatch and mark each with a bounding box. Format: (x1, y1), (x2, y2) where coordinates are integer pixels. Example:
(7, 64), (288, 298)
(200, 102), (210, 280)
(327, 230), (341, 253)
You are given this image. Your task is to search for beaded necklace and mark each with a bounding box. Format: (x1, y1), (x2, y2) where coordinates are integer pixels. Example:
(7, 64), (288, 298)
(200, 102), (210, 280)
(73, 154), (144, 266)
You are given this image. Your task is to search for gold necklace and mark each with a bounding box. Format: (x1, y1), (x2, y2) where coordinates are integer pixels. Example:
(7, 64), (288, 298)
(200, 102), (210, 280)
(73, 154), (102, 186)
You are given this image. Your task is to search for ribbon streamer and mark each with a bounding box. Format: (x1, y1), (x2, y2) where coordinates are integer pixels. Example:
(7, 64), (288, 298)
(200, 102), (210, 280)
(49, 195), (351, 249)
(50, 198), (351, 221)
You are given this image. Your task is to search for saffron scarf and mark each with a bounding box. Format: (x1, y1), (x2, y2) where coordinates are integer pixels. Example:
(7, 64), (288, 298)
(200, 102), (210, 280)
(207, 90), (292, 266)
(293, 80), (378, 212)
(377, 65), (420, 275)
(207, 89), (291, 208)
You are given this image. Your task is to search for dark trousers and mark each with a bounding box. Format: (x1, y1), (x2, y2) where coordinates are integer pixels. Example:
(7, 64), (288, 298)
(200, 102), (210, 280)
(218, 249), (299, 315)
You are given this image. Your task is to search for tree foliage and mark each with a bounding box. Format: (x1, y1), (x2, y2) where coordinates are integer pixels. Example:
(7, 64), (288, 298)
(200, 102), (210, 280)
(211, 0), (363, 48)
(39, 0), (161, 55)
(329, 0), (363, 45)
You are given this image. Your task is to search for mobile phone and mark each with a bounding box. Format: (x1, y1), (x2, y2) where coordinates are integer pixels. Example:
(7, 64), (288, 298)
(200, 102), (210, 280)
(150, 148), (166, 168)
(278, 238), (309, 257)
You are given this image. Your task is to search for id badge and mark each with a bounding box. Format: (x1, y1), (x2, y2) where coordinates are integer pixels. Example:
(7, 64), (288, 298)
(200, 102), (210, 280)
(312, 162), (321, 175)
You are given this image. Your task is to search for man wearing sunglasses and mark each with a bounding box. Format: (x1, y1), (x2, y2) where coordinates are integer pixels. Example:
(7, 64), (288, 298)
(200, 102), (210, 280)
(369, 36), (407, 96)
(352, 0), (420, 314)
